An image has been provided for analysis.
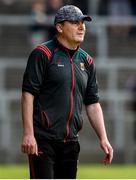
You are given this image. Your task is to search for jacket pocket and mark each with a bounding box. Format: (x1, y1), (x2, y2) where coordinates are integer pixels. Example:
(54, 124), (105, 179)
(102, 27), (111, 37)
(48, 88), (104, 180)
(41, 111), (50, 129)
(75, 117), (83, 133)
(78, 118), (83, 131)
(79, 119), (83, 131)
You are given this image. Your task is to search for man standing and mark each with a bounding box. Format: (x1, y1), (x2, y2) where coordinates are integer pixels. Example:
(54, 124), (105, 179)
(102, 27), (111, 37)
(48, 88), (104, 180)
(21, 5), (113, 179)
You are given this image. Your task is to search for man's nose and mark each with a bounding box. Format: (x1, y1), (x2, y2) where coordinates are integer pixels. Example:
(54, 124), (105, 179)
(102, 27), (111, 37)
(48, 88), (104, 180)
(78, 22), (85, 29)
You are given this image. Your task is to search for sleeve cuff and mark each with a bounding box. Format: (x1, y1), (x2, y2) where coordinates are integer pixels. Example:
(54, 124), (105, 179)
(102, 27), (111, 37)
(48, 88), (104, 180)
(22, 88), (39, 97)
(84, 97), (99, 105)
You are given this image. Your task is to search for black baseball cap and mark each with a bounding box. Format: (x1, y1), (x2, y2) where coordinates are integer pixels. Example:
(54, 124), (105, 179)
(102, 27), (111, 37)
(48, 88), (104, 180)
(54, 5), (92, 25)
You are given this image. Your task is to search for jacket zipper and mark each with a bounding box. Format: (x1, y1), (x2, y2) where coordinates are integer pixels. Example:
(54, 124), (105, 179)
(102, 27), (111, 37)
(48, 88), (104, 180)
(64, 53), (75, 143)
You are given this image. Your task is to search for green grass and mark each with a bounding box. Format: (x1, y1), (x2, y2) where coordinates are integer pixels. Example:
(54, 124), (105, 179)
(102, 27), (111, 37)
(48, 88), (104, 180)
(0, 164), (29, 179)
(77, 164), (136, 179)
(0, 164), (136, 179)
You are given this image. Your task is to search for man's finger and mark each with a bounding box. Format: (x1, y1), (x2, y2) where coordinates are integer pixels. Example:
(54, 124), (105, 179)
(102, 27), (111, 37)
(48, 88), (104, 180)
(103, 153), (113, 165)
(35, 143), (38, 156)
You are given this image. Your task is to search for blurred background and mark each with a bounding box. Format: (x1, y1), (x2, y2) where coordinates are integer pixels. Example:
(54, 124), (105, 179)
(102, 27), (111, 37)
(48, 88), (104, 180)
(0, 0), (136, 165)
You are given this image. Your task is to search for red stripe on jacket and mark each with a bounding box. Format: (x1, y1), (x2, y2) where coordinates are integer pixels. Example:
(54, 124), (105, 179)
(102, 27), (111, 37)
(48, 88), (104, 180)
(87, 54), (93, 64)
(36, 45), (52, 59)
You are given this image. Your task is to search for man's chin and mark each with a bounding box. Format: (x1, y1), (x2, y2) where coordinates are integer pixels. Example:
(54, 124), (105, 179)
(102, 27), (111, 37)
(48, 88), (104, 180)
(76, 38), (84, 43)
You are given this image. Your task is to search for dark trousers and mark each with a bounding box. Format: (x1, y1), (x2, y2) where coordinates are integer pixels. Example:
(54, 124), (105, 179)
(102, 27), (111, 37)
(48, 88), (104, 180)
(28, 141), (80, 179)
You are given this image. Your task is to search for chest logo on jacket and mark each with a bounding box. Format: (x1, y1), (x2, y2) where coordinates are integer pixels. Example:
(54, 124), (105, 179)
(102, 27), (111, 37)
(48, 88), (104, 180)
(80, 63), (85, 71)
(56, 61), (64, 67)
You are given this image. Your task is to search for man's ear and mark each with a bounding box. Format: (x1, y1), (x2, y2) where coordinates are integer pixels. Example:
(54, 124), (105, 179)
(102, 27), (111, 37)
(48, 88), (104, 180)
(55, 23), (63, 33)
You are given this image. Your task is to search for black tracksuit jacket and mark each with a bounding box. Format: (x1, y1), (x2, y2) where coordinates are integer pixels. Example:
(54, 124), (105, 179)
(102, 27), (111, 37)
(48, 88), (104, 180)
(22, 37), (99, 143)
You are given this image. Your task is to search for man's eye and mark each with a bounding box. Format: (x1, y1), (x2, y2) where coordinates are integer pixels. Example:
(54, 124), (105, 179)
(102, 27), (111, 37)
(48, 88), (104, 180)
(70, 21), (78, 24)
(74, 21), (78, 24)
(72, 21), (84, 25)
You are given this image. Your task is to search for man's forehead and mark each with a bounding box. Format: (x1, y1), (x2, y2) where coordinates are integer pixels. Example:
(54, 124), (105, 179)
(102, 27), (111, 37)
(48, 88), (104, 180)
(60, 20), (85, 24)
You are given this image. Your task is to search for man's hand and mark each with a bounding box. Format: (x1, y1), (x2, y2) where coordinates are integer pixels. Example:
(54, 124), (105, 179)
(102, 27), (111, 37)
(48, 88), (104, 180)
(100, 139), (113, 165)
(21, 134), (38, 156)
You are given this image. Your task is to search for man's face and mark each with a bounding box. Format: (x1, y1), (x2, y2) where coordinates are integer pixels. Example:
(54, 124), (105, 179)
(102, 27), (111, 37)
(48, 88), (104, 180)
(58, 20), (86, 45)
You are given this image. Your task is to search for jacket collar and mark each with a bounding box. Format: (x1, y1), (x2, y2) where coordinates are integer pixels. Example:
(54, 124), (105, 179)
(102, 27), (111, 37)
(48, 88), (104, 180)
(53, 36), (79, 53)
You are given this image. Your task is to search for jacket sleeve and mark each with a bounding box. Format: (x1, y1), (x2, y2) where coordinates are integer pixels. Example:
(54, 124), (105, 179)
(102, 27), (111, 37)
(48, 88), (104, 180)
(22, 48), (47, 96)
(84, 62), (99, 105)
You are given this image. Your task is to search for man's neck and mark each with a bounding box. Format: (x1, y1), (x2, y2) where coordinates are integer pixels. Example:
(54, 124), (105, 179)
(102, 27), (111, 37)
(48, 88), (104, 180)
(56, 36), (79, 50)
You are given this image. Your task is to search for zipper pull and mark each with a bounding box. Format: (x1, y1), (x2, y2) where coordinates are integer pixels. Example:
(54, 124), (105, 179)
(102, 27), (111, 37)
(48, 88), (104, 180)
(70, 58), (73, 63)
